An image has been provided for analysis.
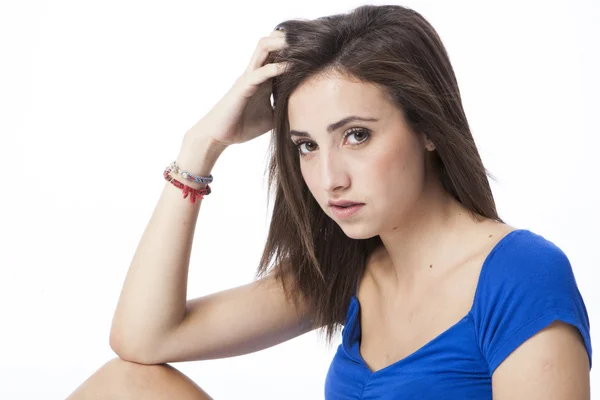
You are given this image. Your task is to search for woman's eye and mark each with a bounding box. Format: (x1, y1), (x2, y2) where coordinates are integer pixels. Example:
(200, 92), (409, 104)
(347, 129), (369, 144)
(294, 128), (371, 157)
(295, 141), (314, 155)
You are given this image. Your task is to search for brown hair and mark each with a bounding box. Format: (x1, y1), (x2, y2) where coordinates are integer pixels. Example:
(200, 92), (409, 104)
(254, 4), (503, 346)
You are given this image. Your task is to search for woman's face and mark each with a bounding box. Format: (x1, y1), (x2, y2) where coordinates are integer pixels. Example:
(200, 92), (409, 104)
(287, 71), (436, 239)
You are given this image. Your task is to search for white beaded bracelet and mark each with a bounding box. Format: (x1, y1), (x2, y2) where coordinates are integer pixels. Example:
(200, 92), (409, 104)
(166, 161), (214, 185)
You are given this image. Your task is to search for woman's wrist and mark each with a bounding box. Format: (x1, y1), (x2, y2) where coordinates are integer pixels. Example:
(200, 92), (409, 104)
(176, 133), (227, 179)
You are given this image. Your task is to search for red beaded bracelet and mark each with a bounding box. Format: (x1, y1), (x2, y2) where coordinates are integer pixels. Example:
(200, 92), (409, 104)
(163, 169), (211, 204)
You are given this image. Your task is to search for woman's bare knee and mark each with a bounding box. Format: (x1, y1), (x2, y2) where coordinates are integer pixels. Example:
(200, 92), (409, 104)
(66, 357), (214, 400)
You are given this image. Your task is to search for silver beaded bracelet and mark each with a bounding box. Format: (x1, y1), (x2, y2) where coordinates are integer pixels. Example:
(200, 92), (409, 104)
(166, 161), (214, 185)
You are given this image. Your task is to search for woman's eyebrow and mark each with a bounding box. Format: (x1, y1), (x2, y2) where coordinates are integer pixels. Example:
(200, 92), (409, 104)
(289, 115), (378, 139)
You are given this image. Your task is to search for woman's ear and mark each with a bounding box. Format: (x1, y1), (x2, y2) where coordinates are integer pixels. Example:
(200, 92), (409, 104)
(423, 134), (436, 151)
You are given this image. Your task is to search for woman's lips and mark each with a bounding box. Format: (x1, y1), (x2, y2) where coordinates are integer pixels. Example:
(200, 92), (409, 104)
(330, 203), (365, 219)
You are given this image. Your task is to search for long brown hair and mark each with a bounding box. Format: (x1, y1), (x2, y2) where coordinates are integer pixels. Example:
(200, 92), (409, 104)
(254, 4), (503, 346)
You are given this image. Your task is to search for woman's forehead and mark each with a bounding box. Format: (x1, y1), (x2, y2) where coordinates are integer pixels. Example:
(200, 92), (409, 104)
(288, 76), (393, 125)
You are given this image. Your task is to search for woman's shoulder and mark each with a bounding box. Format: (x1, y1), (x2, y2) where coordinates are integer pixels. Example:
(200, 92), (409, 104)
(484, 227), (573, 277)
(471, 227), (592, 373)
(474, 226), (585, 317)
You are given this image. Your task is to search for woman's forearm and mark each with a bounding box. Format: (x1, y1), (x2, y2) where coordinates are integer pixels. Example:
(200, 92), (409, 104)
(109, 129), (227, 358)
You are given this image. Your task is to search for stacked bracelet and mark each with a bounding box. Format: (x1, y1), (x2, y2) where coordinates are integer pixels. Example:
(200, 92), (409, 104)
(163, 161), (212, 204)
(166, 161), (213, 184)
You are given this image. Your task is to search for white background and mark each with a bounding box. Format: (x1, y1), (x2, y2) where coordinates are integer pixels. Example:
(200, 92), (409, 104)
(0, 0), (597, 398)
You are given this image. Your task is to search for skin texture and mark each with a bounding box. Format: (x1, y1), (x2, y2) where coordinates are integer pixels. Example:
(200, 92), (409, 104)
(66, 357), (213, 400)
(287, 71), (590, 399)
(491, 320), (590, 399)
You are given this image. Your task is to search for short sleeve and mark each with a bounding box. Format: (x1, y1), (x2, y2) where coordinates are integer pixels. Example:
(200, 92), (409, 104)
(471, 230), (592, 375)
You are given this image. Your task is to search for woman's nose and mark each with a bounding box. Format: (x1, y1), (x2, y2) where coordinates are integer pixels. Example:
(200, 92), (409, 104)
(320, 152), (351, 194)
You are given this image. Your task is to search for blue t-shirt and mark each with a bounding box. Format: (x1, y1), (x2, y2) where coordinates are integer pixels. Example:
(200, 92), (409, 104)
(324, 229), (592, 399)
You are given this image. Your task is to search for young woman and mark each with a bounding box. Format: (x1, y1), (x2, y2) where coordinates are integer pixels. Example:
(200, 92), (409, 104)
(67, 5), (592, 399)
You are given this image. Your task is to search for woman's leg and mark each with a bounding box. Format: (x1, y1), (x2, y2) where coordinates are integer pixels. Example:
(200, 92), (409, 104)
(66, 357), (214, 400)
